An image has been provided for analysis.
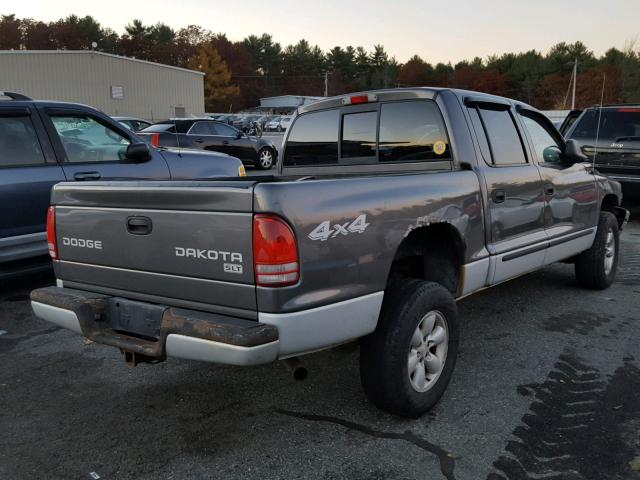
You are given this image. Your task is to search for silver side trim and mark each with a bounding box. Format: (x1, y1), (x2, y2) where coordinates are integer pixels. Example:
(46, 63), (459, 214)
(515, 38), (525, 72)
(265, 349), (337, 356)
(544, 230), (596, 265)
(165, 335), (279, 366)
(31, 302), (82, 334)
(459, 257), (491, 296)
(259, 291), (384, 358)
(0, 232), (47, 262)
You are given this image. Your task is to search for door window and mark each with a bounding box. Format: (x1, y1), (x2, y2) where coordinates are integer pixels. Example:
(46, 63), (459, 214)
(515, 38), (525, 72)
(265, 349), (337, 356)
(341, 111), (377, 159)
(212, 123), (237, 136)
(379, 101), (451, 162)
(0, 115), (46, 167)
(477, 107), (527, 165)
(284, 109), (339, 166)
(188, 121), (214, 135)
(51, 115), (130, 163)
(519, 114), (562, 164)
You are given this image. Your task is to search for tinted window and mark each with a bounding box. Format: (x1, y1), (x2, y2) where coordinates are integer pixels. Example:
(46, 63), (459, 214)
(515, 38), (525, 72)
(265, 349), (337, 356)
(0, 115), (45, 167)
(51, 115), (131, 163)
(467, 108), (491, 163)
(189, 122), (214, 135)
(478, 107), (527, 165)
(212, 123), (237, 136)
(284, 110), (339, 166)
(379, 101), (451, 162)
(140, 123), (175, 133)
(519, 114), (561, 163)
(341, 111), (377, 158)
(570, 109), (640, 142)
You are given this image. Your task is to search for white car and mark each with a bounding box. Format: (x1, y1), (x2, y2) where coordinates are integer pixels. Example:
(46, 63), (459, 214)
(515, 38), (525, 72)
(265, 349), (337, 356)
(278, 117), (292, 132)
(265, 116), (282, 131)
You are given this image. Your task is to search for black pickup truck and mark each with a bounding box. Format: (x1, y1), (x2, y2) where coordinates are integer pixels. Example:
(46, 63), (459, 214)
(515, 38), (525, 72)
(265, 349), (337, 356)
(32, 88), (629, 417)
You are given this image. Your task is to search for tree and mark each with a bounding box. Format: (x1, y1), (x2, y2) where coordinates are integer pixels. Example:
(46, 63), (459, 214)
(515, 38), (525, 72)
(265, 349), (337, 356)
(0, 14), (21, 49)
(398, 55), (433, 86)
(187, 44), (240, 112)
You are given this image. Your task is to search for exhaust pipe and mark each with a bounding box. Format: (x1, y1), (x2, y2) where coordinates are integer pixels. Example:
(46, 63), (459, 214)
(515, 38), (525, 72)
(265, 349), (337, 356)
(283, 357), (308, 380)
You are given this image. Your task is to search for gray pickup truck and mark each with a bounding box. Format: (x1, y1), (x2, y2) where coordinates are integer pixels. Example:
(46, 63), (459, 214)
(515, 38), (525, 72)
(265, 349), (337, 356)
(31, 88), (629, 417)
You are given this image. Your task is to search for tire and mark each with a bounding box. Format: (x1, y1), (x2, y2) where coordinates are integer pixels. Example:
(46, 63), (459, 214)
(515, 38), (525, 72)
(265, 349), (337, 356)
(256, 147), (275, 170)
(574, 211), (619, 289)
(360, 279), (459, 418)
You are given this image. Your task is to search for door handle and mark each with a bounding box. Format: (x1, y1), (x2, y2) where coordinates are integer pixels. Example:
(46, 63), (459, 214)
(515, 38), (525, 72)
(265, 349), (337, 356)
(492, 189), (506, 203)
(194, 138), (204, 144)
(126, 216), (153, 235)
(74, 171), (101, 181)
(222, 141), (229, 145)
(544, 184), (555, 196)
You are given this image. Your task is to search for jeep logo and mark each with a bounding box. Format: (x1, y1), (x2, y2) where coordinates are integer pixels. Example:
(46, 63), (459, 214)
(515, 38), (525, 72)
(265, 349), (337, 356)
(175, 247), (242, 263)
(62, 237), (103, 249)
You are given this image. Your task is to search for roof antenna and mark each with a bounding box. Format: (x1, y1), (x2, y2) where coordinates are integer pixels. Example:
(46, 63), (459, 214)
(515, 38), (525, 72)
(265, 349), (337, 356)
(592, 72), (606, 172)
(173, 115), (182, 158)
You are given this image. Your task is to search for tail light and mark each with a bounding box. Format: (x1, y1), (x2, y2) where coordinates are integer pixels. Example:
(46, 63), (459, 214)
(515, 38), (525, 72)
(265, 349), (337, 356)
(151, 133), (160, 147)
(239, 165), (246, 177)
(253, 214), (299, 287)
(46, 206), (57, 259)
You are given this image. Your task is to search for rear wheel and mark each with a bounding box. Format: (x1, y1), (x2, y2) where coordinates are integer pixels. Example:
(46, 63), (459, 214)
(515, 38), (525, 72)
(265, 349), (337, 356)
(360, 279), (459, 417)
(256, 147), (275, 170)
(574, 211), (619, 289)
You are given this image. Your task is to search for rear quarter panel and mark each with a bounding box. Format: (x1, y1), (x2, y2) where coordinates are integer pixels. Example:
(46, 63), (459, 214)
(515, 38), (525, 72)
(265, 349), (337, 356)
(254, 171), (485, 313)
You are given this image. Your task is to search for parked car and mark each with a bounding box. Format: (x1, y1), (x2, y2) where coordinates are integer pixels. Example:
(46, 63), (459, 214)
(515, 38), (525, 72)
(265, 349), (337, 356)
(278, 116), (292, 132)
(563, 105), (640, 199)
(0, 92), (244, 278)
(112, 116), (152, 132)
(265, 116), (282, 131)
(31, 87), (629, 417)
(138, 119), (278, 169)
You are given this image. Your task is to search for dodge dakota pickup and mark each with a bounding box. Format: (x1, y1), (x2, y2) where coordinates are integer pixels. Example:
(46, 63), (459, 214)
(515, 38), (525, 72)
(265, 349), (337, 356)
(31, 88), (629, 417)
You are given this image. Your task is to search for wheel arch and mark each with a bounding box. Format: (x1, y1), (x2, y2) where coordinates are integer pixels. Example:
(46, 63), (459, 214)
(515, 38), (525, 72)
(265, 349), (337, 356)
(386, 223), (466, 295)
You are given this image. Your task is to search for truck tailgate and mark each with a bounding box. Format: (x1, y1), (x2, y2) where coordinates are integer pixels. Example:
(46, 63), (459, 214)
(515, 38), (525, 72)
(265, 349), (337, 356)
(51, 180), (258, 316)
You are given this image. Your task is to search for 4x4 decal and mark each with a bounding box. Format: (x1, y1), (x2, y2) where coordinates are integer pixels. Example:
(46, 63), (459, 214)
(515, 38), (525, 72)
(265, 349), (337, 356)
(308, 214), (370, 241)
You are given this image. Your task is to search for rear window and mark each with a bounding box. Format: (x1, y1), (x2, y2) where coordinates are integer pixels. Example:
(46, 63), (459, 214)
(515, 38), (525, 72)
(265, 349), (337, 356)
(570, 108), (640, 143)
(141, 123), (176, 133)
(283, 109), (339, 166)
(0, 115), (45, 167)
(379, 101), (451, 162)
(284, 99), (452, 167)
(477, 106), (527, 165)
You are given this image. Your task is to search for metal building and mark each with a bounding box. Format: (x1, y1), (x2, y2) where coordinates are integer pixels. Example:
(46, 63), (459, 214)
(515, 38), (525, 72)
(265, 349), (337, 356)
(0, 50), (204, 121)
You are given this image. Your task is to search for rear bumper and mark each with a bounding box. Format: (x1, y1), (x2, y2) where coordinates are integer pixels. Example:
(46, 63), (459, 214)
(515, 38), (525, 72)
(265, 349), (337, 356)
(30, 287), (279, 366)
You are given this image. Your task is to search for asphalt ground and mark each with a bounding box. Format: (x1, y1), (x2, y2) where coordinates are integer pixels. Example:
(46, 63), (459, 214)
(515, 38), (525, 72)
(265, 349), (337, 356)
(1, 203), (639, 480)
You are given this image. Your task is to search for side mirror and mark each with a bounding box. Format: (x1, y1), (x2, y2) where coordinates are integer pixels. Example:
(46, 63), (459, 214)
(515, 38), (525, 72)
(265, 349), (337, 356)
(542, 145), (562, 163)
(125, 142), (151, 163)
(563, 139), (588, 162)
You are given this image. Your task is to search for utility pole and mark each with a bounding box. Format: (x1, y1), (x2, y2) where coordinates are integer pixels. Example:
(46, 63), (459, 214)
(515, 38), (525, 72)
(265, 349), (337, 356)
(571, 58), (577, 110)
(323, 72), (329, 97)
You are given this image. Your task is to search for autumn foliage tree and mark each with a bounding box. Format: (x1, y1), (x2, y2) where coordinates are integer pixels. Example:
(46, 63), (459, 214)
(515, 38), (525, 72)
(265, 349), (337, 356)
(1, 13), (640, 110)
(187, 44), (240, 112)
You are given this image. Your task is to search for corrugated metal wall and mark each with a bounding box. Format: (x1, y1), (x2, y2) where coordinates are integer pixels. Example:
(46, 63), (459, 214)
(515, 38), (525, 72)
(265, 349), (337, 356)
(0, 51), (204, 121)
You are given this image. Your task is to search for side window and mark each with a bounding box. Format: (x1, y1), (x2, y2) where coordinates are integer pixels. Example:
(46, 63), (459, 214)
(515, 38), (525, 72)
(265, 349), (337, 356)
(284, 109), (339, 166)
(467, 108), (491, 164)
(477, 106), (527, 165)
(379, 101), (451, 162)
(189, 122), (213, 135)
(341, 111), (377, 159)
(0, 115), (46, 167)
(51, 115), (130, 164)
(213, 123), (237, 136)
(519, 114), (562, 164)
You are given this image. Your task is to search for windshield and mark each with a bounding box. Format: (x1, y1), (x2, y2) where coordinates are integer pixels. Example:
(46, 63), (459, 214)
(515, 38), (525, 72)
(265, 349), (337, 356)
(570, 108), (640, 143)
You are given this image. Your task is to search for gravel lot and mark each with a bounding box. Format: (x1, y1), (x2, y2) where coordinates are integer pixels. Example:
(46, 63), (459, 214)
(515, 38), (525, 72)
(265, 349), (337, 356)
(1, 204), (639, 480)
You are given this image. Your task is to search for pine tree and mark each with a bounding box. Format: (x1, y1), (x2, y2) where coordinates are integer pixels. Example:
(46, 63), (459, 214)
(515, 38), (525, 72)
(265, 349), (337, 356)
(187, 44), (240, 112)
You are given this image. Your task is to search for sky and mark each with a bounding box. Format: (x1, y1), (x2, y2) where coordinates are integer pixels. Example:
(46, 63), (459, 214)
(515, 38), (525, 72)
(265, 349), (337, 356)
(4, 0), (639, 64)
